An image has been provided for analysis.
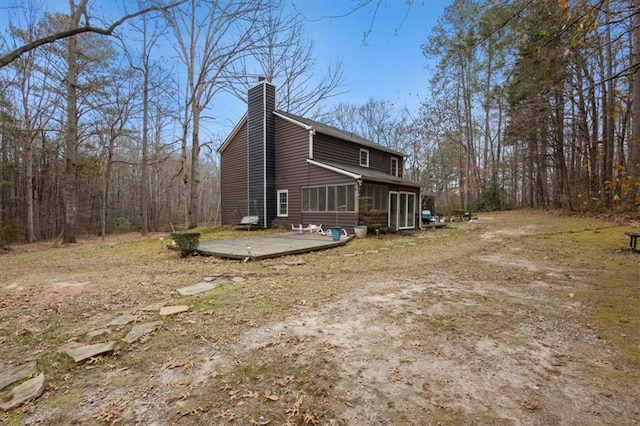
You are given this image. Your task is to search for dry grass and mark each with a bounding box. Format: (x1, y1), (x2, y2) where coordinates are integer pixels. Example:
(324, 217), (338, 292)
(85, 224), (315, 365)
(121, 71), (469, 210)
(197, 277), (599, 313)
(1, 211), (639, 424)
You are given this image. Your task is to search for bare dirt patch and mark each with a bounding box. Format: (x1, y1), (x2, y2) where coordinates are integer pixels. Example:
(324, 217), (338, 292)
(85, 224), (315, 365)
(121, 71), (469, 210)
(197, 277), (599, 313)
(1, 212), (639, 425)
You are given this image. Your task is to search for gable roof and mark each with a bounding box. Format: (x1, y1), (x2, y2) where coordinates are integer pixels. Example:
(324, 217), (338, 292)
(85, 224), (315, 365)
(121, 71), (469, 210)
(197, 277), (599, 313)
(219, 109), (408, 158)
(307, 159), (420, 188)
(273, 110), (406, 157)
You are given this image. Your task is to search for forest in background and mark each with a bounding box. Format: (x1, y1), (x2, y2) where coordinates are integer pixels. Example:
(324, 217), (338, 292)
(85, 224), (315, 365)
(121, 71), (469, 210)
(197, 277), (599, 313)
(0, 0), (639, 244)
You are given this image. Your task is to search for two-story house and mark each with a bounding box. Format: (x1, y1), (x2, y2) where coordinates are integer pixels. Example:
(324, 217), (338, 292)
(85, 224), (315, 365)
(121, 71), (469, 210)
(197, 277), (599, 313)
(218, 79), (421, 232)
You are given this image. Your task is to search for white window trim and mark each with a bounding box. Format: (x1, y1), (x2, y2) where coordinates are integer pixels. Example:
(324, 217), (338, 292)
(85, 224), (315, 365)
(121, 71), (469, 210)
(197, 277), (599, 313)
(391, 157), (398, 177)
(359, 148), (369, 167)
(389, 191), (416, 230)
(277, 189), (288, 217)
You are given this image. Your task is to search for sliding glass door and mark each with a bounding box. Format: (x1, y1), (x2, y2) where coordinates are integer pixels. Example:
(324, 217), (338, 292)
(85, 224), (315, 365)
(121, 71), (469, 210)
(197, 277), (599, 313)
(388, 191), (416, 230)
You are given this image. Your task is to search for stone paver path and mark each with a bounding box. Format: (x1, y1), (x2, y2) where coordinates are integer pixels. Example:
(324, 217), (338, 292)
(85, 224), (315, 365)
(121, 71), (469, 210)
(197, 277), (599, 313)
(0, 373), (45, 411)
(65, 342), (116, 363)
(176, 281), (219, 296)
(159, 305), (190, 316)
(123, 321), (164, 344)
(0, 361), (37, 391)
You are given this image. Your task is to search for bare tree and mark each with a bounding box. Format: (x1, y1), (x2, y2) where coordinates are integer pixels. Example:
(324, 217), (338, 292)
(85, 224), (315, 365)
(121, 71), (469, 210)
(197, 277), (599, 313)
(90, 66), (138, 240)
(6, 4), (63, 241)
(164, 0), (267, 229)
(0, 0), (186, 69)
(631, 0), (640, 204)
(324, 99), (412, 152)
(120, 4), (171, 235)
(227, 5), (346, 116)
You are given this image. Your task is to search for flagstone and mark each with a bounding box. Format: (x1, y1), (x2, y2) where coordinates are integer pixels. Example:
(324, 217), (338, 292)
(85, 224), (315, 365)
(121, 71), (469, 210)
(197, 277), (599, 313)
(123, 321), (164, 344)
(140, 302), (166, 312)
(176, 281), (219, 296)
(86, 328), (110, 340)
(65, 342), (115, 363)
(159, 305), (190, 316)
(0, 373), (45, 411)
(0, 361), (36, 391)
(108, 314), (137, 327)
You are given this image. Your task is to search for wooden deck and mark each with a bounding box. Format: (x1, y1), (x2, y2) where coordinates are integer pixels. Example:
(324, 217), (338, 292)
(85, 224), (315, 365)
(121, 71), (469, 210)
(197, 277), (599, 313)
(197, 232), (354, 260)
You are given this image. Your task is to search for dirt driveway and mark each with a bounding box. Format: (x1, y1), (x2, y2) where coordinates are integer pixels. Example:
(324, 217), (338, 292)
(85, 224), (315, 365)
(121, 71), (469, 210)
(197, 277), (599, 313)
(1, 212), (639, 425)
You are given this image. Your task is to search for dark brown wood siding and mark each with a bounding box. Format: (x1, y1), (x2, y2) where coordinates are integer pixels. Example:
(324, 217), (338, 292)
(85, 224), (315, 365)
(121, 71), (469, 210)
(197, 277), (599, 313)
(274, 117), (308, 226)
(312, 132), (403, 177)
(220, 121), (248, 225)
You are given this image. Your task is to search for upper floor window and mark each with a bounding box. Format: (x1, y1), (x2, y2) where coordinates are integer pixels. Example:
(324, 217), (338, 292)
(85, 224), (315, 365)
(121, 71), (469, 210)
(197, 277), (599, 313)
(391, 157), (399, 177)
(359, 148), (369, 167)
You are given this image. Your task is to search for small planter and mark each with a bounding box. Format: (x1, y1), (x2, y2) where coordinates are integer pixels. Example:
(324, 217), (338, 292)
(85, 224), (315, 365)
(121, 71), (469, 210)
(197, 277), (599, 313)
(354, 225), (368, 238)
(170, 232), (201, 257)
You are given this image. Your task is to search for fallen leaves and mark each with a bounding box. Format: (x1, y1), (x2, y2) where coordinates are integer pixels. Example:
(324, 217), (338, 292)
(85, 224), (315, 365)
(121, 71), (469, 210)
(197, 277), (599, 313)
(263, 390), (279, 401)
(285, 395), (304, 416)
(161, 358), (185, 371)
(273, 375), (294, 387)
(93, 398), (126, 424)
(520, 398), (539, 410)
(217, 409), (236, 422)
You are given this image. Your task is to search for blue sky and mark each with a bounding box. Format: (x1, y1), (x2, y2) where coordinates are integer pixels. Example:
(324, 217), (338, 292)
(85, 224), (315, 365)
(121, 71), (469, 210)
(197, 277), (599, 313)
(215, 0), (449, 137)
(294, 1), (447, 108)
(1, 0), (450, 140)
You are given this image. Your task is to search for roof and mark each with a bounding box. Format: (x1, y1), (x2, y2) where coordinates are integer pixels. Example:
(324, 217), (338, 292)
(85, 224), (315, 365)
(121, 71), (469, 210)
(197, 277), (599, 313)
(273, 110), (406, 157)
(307, 159), (420, 188)
(219, 109), (407, 158)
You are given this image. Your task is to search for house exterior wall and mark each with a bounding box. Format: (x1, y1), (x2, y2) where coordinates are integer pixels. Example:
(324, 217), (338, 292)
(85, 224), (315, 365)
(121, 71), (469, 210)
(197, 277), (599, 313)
(273, 118), (359, 230)
(273, 117), (309, 226)
(312, 132), (403, 177)
(300, 165), (359, 229)
(220, 121), (248, 225)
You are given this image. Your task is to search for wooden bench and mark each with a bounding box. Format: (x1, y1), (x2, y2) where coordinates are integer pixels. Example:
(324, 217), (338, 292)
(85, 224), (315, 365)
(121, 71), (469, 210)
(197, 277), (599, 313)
(625, 232), (640, 253)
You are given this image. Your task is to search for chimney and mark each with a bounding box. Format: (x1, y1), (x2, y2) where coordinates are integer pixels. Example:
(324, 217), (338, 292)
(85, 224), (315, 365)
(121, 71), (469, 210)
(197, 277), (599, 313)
(247, 80), (276, 227)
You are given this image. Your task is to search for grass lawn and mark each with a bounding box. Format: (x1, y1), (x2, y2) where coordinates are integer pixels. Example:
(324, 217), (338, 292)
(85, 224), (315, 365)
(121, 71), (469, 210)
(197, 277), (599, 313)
(1, 210), (638, 424)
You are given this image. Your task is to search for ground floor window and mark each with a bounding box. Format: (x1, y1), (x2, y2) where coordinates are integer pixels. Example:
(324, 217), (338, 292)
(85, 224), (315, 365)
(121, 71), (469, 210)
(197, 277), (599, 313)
(359, 184), (388, 212)
(277, 190), (288, 217)
(302, 184), (355, 212)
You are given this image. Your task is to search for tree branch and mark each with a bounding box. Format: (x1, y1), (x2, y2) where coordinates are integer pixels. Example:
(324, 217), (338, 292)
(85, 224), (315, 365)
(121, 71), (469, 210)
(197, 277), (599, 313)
(0, 0), (186, 68)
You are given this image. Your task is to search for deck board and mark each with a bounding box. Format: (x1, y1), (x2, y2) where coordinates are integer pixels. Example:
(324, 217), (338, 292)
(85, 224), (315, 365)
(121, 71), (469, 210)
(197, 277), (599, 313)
(197, 232), (354, 260)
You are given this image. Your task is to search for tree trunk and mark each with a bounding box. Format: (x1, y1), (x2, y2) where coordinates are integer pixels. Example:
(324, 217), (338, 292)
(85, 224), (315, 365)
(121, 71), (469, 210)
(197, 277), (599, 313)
(188, 101), (200, 229)
(603, 1), (615, 207)
(62, 0), (85, 244)
(25, 135), (35, 242)
(630, 1), (640, 205)
(140, 63), (149, 235)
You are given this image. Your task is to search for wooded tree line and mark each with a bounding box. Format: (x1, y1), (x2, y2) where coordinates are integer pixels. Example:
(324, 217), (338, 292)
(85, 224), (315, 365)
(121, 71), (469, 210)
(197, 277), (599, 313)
(0, 0), (344, 243)
(418, 0), (640, 214)
(0, 0), (638, 244)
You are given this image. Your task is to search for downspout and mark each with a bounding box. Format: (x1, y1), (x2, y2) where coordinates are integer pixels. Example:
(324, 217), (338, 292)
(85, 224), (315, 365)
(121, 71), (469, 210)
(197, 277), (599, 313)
(356, 179), (362, 226)
(308, 129), (315, 159)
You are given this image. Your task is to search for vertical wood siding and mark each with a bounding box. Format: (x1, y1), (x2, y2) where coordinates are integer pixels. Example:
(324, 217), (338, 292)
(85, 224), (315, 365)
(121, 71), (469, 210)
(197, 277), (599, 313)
(247, 82), (276, 227)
